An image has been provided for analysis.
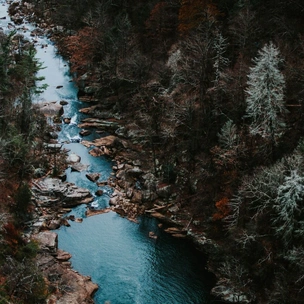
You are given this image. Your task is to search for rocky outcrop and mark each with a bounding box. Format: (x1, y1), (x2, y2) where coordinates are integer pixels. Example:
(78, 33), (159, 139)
(78, 118), (119, 130)
(34, 101), (63, 117)
(33, 231), (58, 254)
(86, 173), (100, 182)
(32, 177), (93, 208)
(79, 105), (115, 120)
(33, 232), (98, 304)
(82, 135), (126, 149)
(56, 249), (72, 262)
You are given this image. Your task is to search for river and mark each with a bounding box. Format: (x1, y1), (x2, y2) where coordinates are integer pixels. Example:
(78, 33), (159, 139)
(0, 1), (212, 303)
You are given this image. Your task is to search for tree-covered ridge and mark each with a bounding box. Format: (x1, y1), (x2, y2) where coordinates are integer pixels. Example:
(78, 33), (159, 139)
(19, 0), (304, 302)
(0, 29), (49, 303)
(0, 30), (47, 178)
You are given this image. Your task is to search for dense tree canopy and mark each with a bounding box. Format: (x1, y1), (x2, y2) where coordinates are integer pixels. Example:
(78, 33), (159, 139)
(3, 0), (304, 302)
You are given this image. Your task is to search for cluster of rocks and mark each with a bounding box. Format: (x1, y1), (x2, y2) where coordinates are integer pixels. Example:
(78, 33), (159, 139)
(32, 231), (98, 304)
(8, 0), (68, 38)
(27, 178), (98, 303)
(32, 177), (93, 208)
(26, 176), (92, 232)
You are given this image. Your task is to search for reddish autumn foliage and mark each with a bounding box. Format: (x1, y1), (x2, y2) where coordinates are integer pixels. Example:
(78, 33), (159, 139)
(2, 222), (23, 252)
(64, 26), (98, 74)
(213, 197), (230, 221)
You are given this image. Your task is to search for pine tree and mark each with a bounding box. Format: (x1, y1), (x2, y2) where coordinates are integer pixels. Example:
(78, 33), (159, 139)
(218, 119), (238, 149)
(245, 42), (287, 145)
(273, 170), (304, 245)
(213, 32), (229, 85)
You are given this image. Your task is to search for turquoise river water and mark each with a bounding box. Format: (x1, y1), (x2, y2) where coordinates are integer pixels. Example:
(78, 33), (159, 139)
(0, 1), (214, 303)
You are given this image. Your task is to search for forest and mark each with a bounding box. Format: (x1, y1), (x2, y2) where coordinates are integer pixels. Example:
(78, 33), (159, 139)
(0, 24), (49, 302)
(1, 0), (304, 303)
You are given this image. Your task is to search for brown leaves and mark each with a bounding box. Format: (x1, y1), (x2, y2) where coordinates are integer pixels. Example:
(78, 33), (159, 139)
(64, 27), (98, 74)
(213, 197), (230, 221)
(2, 222), (23, 252)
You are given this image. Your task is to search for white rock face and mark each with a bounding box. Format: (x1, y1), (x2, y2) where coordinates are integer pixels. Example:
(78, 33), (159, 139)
(67, 152), (81, 163)
(35, 101), (63, 116)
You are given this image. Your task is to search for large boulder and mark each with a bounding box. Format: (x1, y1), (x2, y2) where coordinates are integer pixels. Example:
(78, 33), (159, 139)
(32, 231), (58, 254)
(67, 153), (81, 163)
(86, 173), (100, 182)
(89, 147), (106, 157)
(70, 163), (89, 172)
(56, 249), (72, 262)
(32, 178), (92, 207)
(55, 270), (98, 304)
(35, 101), (63, 116)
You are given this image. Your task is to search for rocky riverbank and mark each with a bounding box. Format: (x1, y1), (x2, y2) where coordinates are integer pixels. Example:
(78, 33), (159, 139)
(4, 1), (250, 303)
(32, 231), (98, 304)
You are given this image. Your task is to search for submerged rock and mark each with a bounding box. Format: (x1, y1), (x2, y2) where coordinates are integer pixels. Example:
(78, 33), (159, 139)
(79, 129), (91, 136)
(95, 189), (103, 196)
(86, 173), (100, 182)
(63, 117), (71, 124)
(60, 100), (68, 105)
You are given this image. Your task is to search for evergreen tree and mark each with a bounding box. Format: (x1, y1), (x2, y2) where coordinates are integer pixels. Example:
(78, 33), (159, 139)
(244, 42), (287, 145)
(273, 170), (304, 245)
(218, 119), (239, 149)
(213, 32), (229, 85)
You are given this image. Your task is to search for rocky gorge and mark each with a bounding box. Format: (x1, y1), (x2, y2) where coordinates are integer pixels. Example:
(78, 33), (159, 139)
(0, 1), (249, 303)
